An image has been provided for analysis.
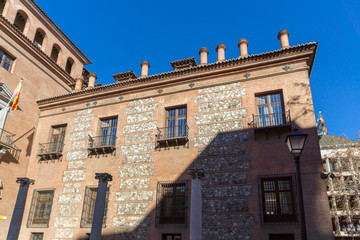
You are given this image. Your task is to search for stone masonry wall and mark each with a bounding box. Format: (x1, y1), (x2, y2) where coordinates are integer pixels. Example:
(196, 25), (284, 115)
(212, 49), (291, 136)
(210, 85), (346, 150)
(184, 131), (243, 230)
(193, 82), (254, 239)
(115, 97), (157, 238)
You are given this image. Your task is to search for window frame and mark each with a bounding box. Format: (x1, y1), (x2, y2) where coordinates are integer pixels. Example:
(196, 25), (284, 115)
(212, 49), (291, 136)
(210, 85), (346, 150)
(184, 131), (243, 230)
(27, 189), (55, 228)
(49, 124), (66, 153)
(162, 233), (182, 240)
(99, 116), (118, 146)
(0, 48), (15, 72)
(30, 232), (44, 240)
(259, 174), (297, 224)
(156, 180), (188, 227)
(255, 91), (285, 127)
(165, 105), (187, 138)
(80, 186), (110, 228)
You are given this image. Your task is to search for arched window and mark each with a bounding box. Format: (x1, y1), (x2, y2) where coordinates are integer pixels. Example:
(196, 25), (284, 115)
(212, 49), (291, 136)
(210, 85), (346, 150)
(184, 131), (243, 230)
(33, 28), (46, 49)
(0, 0), (6, 15)
(65, 58), (74, 75)
(50, 44), (61, 63)
(13, 10), (28, 33)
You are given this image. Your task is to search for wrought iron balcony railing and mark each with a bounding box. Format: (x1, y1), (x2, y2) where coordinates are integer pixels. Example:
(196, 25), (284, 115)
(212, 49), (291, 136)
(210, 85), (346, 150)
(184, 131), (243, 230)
(0, 128), (15, 149)
(249, 110), (291, 129)
(37, 141), (64, 160)
(156, 125), (189, 149)
(88, 134), (117, 155)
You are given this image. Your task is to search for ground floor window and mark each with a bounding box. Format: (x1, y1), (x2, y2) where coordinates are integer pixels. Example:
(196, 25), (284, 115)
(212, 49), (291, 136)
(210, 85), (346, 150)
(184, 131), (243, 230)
(30, 232), (44, 240)
(162, 234), (181, 240)
(269, 234), (294, 240)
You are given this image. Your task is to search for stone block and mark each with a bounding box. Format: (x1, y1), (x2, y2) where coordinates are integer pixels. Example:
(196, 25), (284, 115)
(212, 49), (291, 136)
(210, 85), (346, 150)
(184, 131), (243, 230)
(198, 121), (244, 135)
(125, 103), (158, 115)
(118, 163), (155, 178)
(74, 122), (90, 131)
(123, 122), (157, 134)
(202, 185), (252, 198)
(195, 88), (246, 103)
(117, 202), (148, 215)
(68, 160), (84, 169)
(194, 132), (248, 147)
(195, 109), (247, 124)
(203, 227), (250, 240)
(203, 214), (254, 227)
(55, 228), (73, 238)
(58, 194), (82, 204)
(59, 205), (77, 216)
(120, 143), (154, 155)
(125, 132), (153, 144)
(54, 217), (79, 227)
(198, 98), (242, 113)
(115, 191), (153, 201)
(66, 151), (88, 161)
(122, 154), (152, 164)
(202, 171), (247, 185)
(63, 182), (81, 193)
(129, 97), (154, 106)
(77, 109), (92, 115)
(198, 144), (246, 157)
(70, 131), (91, 141)
(203, 199), (248, 213)
(62, 170), (86, 182)
(198, 82), (241, 94)
(70, 141), (87, 151)
(73, 114), (94, 123)
(127, 112), (154, 123)
(115, 227), (147, 239)
(120, 178), (150, 190)
(195, 156), (250, 171)
(113, 216), (151, 227)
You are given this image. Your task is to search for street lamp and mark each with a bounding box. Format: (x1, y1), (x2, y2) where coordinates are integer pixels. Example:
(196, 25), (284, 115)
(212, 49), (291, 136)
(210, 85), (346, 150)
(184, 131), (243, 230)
(285, 129), (308, 240)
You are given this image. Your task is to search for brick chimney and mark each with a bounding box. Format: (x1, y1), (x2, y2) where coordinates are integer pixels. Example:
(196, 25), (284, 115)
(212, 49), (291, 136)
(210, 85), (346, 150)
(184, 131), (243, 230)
(216, 44), (226, 62)
(74, 77), (83, 91)
(88, 72), (97, 89)
(198, 47), (209, 65)
(277, 30), (290, 49)
(238, 39), (249, 57)
(140, 61), (150, 77)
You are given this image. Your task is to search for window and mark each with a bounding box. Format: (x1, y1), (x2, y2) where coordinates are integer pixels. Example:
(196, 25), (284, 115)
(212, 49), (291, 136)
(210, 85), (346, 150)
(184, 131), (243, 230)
(269, 234), (294, 240)
(50, 44), (61, 63)
(65, 58), (74, 75)
(100, 117), (117, 146)
(156, 181), (187, 226)
(166, 107), (187, 138)
(27, 190), (54, 227)
(33, 29), (45, 49)
(0, 0), (6, 15)
(30, 233), (44, 240)
(80, 186), (109, 228)
(162, 234), (181, 240)
(256, 92), (284, 127)
(13, 10), (27, 33)
(0, 49), (14, 71)
(260, 176), (296, 223)
(50, 125), (66, 153)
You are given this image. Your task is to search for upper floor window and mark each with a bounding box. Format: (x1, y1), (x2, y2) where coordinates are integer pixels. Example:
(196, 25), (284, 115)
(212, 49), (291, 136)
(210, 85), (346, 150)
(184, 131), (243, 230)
(13, 10), (28, 33)
(260, 176), (296, 223)
(50, 125), (66, 152)
(256, 92), (284, 127)
(0, 0), (6, 15)
(33, 29), (46, 49)
(156, 181), (188, 226)
(80, 186), (109, 228)
(65, 58), (74, 75)
(27, 190), (54, 227)
(166, 107), (187, 138)
(0, 49), (14, 72)
(100, 117), (117, 146)
(50, 44), (61, 64)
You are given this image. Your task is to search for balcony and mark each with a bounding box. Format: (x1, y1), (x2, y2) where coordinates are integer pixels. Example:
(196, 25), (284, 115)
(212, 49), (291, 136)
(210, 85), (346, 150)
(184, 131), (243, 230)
(0, 128), (15, 150)
(248, 110), (291, 139)
(37, 142), (64, 160)
(88, 134), (117, 156)
(156, 125), (189, 149)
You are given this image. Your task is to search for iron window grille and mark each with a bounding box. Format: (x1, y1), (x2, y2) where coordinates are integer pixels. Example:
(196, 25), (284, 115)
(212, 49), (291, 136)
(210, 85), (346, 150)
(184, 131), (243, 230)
(259, 174), (297, 224)
(0, 49), (15, 72)
(162, 234), (182, 240)
(156, 180), (188, 227)
(30, 233), (44, 240)
(269, 234), (295, 240)
(80, 186), (109, 228)
(27, 190), (54, 227)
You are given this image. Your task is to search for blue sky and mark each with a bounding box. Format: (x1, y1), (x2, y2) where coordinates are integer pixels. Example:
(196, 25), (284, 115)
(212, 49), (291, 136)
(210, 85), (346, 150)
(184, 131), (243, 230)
(36, 0), (360, 140)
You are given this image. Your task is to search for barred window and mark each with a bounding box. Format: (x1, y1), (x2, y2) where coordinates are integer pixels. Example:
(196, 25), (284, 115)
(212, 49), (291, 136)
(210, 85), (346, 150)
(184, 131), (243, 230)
(27, 190), (54, 227)
(80, 186), (109, 228)
(156, 181), (188, 226)
(30, 233), (44, 240)
(162, 234), (181, 240)
(0, 49), (14, 72)
(269, 234), (295, 240)
(260, 176), (296, 223)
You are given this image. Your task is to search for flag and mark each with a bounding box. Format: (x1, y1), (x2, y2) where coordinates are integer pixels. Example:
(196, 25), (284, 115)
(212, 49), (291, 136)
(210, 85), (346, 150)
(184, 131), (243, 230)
(318, 111), (328, 134)
(11, 82), (21, 111)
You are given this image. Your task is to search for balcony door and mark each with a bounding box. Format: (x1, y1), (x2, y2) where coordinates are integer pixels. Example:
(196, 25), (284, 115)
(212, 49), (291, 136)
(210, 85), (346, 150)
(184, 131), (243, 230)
(50, 125), (66, 152)
(166, 107), (187, 138)
(256, 93), (284, 127)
